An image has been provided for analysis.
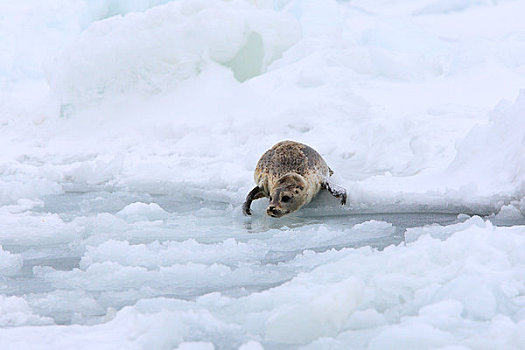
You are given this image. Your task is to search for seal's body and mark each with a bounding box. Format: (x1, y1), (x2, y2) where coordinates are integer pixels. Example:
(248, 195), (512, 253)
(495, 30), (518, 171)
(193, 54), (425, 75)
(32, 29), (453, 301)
(243, 141), (347, 217)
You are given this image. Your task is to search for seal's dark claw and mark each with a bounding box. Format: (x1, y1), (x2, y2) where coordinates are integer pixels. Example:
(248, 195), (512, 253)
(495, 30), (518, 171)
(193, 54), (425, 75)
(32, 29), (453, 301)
(325, 182), (347, 206)
(340, 192), (347, 206)
(242, 200), (252, 215)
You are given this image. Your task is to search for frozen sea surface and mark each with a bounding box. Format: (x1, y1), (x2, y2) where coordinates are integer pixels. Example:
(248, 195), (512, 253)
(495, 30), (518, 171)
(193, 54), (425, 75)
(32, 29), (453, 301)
(2, 0), (525, 349)
(1, 191), (525, 349)
(1, 191), (525, 338)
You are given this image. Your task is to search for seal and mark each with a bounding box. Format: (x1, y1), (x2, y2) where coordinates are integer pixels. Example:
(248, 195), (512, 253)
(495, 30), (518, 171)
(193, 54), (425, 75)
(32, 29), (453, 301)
(243, 140), (347, 217)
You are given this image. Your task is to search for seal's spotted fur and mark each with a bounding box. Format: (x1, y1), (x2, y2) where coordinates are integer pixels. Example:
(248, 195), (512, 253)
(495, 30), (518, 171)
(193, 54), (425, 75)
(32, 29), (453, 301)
(243, 141), (347, 217)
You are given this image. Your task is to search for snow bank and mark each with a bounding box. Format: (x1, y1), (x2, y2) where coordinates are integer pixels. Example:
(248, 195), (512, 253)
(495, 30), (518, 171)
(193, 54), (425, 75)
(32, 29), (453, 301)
(47, 0), (300, 110)
(347, 89), (525, 213)
(0, 0), (179, 82)
(2, 0), (524, 213)
(447, 90), (525, 197)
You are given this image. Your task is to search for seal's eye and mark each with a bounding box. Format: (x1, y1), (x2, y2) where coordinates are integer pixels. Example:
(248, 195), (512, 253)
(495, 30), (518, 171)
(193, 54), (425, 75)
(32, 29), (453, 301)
(281, 195), (291, 203)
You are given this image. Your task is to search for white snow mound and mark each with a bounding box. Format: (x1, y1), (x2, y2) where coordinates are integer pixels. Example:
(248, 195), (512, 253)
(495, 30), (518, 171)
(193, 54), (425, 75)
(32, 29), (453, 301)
(47, 0), (300, 110)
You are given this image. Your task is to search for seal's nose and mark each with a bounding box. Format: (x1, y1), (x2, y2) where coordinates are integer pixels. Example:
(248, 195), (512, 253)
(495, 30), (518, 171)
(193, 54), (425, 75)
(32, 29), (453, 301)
(267, 205), (281, 217)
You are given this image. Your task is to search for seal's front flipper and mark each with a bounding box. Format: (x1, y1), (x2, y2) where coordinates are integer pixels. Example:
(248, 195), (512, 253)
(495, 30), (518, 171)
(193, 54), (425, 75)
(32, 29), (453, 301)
(325, 182), (347, 206)
(243, 186), (265, 216)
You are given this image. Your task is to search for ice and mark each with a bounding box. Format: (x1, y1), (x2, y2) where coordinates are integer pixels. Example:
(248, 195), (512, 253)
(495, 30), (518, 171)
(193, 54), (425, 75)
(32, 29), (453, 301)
(361, 19), (449, 80)
(176, 343), (215, 350)
(0, 295), (52, 327)
(85, 0), (175, 20)
(3, 214), (525, 349)
(47, 0), (300, 109)
(448, 91), (525, 197)
(0, 246), (23, 276)
(238, 341), (264, 350)
(2, 0), (525, 348)
(414, 0), (494, 16)
(491, 204), (525, 226)
(263, 277), (363, 344)
(115, 202), (169, 221)
(404, 215), (485, 243)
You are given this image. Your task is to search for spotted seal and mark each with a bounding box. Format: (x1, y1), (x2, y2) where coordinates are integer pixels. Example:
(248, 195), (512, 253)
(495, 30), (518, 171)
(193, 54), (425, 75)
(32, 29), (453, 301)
(243, 140), (347, 217)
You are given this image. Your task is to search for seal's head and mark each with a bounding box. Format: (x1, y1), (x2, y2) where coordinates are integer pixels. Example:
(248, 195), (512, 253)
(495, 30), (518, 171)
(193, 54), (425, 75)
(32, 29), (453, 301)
(266, 173), (307, 218)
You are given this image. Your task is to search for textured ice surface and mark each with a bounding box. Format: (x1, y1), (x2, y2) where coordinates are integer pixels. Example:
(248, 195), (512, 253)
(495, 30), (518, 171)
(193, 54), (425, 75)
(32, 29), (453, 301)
(2, 0), (525, 348)
(1, 193), (525, 349)
(48, 0), (300, 109)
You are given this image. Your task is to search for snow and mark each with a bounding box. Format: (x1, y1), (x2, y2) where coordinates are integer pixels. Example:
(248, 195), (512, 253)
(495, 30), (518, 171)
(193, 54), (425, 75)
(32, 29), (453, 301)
(47, 0), (300, 110)
(1, 0), (525, 348)
(0, 295), (52, 327)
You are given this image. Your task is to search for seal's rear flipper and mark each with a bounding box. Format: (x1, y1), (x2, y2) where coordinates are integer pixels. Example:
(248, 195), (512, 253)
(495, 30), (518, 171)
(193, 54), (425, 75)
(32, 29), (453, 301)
(324, 182), (347, 206)
(243, 186), (265, 215)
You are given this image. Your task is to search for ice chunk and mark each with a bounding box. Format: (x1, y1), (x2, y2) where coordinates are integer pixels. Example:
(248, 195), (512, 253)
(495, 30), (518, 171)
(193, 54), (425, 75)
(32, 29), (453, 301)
(361, 20), (449, 81)
(238, 341), (264, 350)
(264, 277), (363, 344)
(0, 212), (80, 246)
(437, 277), (498, 321)
(404, 215), (486, 243)
(28, 290), (104, 325)
(116, 202), (169, 222)
(414, 0), (493, 15)
(368, 323), (454, 350)
(226, 32), (264, 82)
(263, 220), (395, 253)
(493, 205), (524, 222)
(47, 0), (300, 108)
(344, 309), (387, 330)
(175, 342), (214, 350)
(417, 300), (464, 329)
(86, 0), (174, 20)
(362, 20), (450, 58)
(448, 91), (525, 197)
(0, 295), (52, 327)
(0, 246), (23, 276)
(79, 238), (265, 269)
